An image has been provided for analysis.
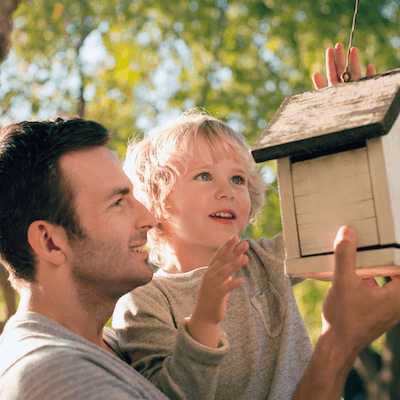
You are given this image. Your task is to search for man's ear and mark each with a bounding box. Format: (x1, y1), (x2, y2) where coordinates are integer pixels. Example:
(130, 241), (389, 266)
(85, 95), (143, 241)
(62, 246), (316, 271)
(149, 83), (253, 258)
(27, 221), (68, 265)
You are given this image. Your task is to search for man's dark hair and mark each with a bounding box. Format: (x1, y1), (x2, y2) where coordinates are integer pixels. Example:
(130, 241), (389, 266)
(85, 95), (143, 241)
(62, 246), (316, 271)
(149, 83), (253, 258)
(0, 118), (111, 283)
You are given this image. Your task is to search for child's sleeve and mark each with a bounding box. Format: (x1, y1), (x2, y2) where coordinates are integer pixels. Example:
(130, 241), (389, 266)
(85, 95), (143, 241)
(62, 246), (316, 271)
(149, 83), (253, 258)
(255, 234), (305, 286)
(113, 284), (230, 400)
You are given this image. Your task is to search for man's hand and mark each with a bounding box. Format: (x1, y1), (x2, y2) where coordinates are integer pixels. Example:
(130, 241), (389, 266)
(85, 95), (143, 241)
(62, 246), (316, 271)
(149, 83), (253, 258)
(322, 226), (400, 355)
(293, 226), (400, 399)
(312, 43), (376, 89)
(186, 235), (249, 348)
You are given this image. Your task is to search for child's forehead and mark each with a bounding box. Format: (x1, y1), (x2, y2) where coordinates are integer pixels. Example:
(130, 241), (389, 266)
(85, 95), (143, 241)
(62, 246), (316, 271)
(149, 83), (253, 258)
(185, 134), (242, 161)
(185, 145), (246, 171)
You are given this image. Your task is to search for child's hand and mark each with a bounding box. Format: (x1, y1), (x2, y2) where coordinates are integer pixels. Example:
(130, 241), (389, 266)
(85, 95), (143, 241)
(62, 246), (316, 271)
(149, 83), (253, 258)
(312, 42), (375, 89)
(186, 235), (249, 348)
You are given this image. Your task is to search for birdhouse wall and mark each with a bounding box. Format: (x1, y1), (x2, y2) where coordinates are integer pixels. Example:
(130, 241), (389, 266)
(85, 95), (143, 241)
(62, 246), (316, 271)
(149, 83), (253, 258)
(379, 115), (400, 245)
(291, 146), (377, 255)
(278, 112), (400, 280)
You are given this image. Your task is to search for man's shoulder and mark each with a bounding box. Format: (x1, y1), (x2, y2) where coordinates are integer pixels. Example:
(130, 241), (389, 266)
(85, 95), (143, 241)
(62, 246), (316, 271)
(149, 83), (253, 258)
(0, 338), (97, 399)
(0, 313), (168, 400)
(0, 312), (84, 369)
(0, 348), (167, 400)
(0, 313), (96, 378)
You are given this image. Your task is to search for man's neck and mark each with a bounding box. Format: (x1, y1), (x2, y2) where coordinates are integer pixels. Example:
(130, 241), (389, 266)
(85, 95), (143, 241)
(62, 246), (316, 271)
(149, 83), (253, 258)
(17, 286), (115, 349)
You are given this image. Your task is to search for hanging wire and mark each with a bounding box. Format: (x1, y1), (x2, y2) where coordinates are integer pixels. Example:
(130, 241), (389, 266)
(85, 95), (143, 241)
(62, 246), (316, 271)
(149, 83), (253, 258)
(342, 0), (360, 82)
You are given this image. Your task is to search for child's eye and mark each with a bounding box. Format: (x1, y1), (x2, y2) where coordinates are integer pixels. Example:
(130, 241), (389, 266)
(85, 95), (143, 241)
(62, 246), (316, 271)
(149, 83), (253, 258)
(231, 175), (245, 185)
(195, 172), (211, 181)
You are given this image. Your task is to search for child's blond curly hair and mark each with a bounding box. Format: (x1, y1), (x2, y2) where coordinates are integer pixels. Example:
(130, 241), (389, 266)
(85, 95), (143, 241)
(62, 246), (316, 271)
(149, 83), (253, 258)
(124, 108), (265, 266)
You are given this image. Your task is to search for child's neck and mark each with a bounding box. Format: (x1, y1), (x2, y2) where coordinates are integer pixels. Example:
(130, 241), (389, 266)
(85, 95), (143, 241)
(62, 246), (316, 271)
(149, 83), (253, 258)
(163, 242), (217, 274)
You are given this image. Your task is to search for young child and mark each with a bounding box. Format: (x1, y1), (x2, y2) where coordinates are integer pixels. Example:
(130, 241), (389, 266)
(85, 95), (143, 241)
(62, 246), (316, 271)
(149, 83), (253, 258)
(113, 109), (313, 399)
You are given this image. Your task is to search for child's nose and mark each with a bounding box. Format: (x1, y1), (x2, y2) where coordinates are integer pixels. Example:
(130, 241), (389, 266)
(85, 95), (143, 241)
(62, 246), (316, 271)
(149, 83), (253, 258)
(215, 181), (235, 200)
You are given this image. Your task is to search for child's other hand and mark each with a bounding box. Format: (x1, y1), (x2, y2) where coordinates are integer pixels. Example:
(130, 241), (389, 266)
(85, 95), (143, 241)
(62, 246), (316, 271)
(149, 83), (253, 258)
(312, 42), (375, 89)
(186, 235), (249, 348)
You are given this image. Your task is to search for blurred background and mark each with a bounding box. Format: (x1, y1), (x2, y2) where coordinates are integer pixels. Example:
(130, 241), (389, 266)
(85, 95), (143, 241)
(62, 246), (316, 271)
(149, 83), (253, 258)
(1, 0), (400, 398)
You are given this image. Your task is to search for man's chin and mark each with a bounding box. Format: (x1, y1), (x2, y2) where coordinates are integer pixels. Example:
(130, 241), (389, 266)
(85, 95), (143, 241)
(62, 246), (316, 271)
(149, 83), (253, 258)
(132, 263), (154, 288)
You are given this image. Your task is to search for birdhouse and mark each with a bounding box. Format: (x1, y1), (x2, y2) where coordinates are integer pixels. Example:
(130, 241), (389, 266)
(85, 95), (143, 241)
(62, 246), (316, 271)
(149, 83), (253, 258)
(251, 69), (400, 280)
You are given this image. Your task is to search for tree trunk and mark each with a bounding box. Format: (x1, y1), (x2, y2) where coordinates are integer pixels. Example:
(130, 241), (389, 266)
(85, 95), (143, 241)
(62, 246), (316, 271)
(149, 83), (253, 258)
(0, 264), (16, 333)
(0, 0), (22, 64)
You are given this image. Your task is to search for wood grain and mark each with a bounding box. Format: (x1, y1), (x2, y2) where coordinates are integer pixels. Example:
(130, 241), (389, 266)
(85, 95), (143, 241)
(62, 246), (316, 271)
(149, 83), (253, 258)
(252, 69), (400, 162)
(291, 147), (378, 255)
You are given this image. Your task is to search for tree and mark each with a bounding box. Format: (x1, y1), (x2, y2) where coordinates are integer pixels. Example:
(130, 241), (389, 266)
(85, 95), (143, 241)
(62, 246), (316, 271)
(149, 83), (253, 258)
(0, 0), (21, 334)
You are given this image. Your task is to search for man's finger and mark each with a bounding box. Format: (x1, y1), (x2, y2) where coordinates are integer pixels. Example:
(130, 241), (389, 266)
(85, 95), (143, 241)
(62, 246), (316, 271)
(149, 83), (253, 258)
(362, 277), (379, 288)
(312, 73), (328, 89)
(334, 43), (347, 79)
(366, 63), (376, 77)
(326, 47), (339, 86)
(349, 47), (362, 80)
(333, 226), (358, 285)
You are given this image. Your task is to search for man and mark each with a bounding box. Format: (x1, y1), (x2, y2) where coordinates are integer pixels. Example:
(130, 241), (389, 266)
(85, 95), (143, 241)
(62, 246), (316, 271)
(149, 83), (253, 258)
(0, 118), (168, 399)
(1, 118), (400, 400)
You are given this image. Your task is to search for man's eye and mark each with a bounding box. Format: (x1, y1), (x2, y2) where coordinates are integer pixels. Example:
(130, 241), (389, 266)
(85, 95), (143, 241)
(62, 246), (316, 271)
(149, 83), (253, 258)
(232, 175), (245, 185)
(114, 198), (123, 207)
(195, 172), (211, 181)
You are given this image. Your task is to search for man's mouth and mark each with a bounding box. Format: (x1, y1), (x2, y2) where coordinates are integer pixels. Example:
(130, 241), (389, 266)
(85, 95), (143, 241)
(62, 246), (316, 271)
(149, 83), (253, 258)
(131, 245), (145, 253)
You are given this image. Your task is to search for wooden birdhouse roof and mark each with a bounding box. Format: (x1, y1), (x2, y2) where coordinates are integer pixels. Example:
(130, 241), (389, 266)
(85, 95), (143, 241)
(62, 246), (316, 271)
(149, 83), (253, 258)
(251, 69), (400, 163)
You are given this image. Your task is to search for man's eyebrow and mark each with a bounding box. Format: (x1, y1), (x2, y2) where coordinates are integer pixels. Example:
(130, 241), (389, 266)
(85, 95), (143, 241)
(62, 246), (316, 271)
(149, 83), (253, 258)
(104, 187), (130, 202)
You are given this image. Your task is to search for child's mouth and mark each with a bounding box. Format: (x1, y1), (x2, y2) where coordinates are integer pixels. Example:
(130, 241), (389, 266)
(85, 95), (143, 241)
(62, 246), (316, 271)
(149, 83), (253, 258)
(209, 211), (236, 224)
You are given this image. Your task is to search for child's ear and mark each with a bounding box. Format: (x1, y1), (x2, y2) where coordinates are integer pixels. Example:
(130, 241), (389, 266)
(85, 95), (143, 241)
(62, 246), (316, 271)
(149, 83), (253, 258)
(27, 221), (68, 265)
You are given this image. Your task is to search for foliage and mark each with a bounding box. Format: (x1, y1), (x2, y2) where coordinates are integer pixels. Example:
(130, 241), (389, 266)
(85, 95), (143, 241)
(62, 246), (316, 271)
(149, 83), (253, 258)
(4, 0), (400, 150)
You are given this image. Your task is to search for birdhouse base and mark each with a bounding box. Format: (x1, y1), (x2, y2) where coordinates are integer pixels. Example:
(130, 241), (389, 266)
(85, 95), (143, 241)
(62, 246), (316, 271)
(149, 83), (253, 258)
(286, 248), (400, 280)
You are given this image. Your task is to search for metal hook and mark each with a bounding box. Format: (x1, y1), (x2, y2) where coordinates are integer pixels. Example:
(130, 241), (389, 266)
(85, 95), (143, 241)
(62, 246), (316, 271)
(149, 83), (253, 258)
(341, 0), (360, 83)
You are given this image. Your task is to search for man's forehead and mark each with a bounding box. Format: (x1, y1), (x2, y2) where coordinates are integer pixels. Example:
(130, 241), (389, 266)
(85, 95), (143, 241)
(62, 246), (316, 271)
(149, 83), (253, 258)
(60, 146), (130, 196)
(61, 145), (117, 164)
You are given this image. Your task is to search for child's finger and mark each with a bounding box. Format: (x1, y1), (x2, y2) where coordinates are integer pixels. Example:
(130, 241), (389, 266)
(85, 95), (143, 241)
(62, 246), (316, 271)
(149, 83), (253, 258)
(210, 235), (240, 262)
(216, 254), (248, 285)
(218, 276), (244, 294)
(209, 239), (249, 269)
(213, 240), (249, 272)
